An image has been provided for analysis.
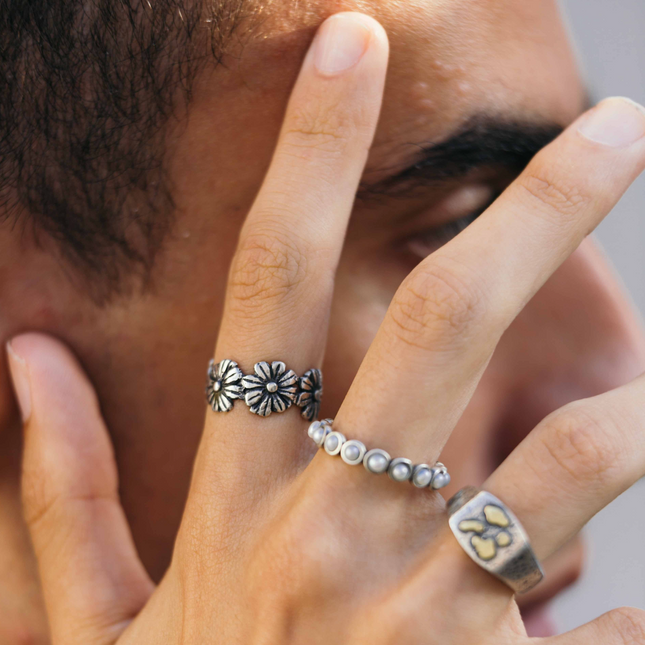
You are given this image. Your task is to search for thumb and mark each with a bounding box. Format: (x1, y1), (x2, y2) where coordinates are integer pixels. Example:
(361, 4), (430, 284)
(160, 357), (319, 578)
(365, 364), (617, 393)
(7, 333), (153, 645)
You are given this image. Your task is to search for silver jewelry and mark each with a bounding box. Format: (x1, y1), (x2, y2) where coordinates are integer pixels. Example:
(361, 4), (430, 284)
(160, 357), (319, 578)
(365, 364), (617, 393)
(297, 369), (323, 421)
(207, 360), (323, 417)
(242, 361), (299, 416)
(447, 487), (544, 594)
(206, 359), (244, 412)
(308, 420), (451, 490)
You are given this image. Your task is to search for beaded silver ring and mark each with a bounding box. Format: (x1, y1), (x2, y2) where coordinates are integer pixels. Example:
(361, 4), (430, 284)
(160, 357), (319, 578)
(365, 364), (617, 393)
(308, 419), (451, 490)
(206, 360), (323, 419)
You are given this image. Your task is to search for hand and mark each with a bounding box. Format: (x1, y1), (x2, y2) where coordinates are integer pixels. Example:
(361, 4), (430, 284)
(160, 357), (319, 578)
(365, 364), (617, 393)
(8, 12), (645, 645)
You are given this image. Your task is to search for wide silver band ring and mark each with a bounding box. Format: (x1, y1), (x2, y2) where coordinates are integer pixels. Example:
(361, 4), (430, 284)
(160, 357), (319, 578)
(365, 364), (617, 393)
(206, 359), (323, 419)
(447, 487), (544, 594)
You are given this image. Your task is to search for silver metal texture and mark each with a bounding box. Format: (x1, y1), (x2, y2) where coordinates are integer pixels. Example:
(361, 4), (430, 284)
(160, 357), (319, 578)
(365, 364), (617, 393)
(388, 458), (413, 482)
(312, 423), (332, 448)
(324, 431), (346, 456)
(242, 361), (299, 416)
(363, 449), (391, 474)
(206, 359), (244, 412)
(412, 464), (434, 488)
(297, 369), (324, 421)
(206, 360), (323, 417)
(308, 420), (450, 490)
(341, 440), (367, 465)
(447, 487), (544, 594)
(430, 463), (451, 490)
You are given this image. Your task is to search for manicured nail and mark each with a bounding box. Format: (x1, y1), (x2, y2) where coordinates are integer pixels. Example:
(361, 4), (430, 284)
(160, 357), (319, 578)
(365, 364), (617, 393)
(313, 13), (372, 76)
(6, 342), (32, 423)
(578, 97), (645, 147)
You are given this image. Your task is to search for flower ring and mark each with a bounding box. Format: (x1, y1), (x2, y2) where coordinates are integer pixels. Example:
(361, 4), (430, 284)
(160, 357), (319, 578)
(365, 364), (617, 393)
(206, 359), (244, 412)
(242, 361), (299, 417)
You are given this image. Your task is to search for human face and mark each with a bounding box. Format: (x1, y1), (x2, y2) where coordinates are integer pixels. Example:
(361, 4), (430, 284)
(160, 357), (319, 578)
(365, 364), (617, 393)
(1, 0), (643, 638)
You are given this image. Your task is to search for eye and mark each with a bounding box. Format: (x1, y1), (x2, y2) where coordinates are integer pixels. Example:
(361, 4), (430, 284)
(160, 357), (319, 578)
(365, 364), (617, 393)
(404, 184), (498, 259)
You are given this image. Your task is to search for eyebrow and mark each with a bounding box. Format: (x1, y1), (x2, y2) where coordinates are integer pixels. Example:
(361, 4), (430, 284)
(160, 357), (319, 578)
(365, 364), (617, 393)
(358, 117), (564, 198)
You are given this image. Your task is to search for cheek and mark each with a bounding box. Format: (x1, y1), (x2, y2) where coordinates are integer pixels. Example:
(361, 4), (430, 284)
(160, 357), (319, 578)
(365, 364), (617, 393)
(322, 258), (395, 416)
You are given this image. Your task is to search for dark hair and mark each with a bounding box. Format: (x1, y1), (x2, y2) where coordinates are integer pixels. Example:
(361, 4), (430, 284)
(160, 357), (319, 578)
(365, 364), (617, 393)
(0, 0), (248, 301)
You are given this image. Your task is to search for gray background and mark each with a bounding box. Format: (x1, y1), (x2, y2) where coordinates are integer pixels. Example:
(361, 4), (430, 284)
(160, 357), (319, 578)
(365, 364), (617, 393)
(552, 0), (645, 632)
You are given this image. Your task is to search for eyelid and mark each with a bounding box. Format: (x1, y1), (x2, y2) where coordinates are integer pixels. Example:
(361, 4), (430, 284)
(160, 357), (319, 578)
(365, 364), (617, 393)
(404, 183), (497, 259)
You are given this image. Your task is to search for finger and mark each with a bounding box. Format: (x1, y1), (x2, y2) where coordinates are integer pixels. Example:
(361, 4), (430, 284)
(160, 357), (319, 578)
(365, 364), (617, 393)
(192, 15), (389, 500)
(8, 334), (153, 645)
(217, 13), (389, 366)
(485, 371), (645, 560)
(546, 607), (645, 645)
(383, 373), (645, 633)
(333, 97), (645, 462)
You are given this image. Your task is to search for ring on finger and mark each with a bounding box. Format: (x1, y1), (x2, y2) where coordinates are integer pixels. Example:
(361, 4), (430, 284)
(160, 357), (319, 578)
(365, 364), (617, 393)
(308, 419), (451, 490)
(447, 487), (544, 594)
(206, 359), (323, 419)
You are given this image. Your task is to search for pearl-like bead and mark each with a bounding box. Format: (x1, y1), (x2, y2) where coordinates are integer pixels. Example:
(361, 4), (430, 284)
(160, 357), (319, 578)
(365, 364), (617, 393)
(325, 435), (339, 452)
(308, 420), (322, 439)
(323, 431), (346, 456)
(363, 449), (391, 474)
(311, 424), (331, 447)
(431, 472), (451, 490)
(341, 440), (366, 465)
(266, 382), (278, 393)
(388, 458), (413, 482)
(412, 464), (433, 488)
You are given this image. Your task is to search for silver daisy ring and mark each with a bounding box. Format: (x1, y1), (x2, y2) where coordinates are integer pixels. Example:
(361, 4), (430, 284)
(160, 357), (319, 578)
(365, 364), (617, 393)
(206, 360), (323, 418)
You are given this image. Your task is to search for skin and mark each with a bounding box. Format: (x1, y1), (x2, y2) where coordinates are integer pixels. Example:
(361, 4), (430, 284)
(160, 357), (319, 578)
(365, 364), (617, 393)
(0, 0), (644, 642)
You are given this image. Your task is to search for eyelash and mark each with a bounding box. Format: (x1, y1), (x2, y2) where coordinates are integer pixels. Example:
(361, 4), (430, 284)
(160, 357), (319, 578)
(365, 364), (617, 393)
(405, 193), (499, 259)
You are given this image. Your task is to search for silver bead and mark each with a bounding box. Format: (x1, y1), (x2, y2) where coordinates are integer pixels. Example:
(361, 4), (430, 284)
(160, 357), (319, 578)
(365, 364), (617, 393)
(324, 431), (346, 456)
(412, 464), (433, 488)
(340, 440), (366, 466)
(311, 424), (332, 448)
(363, 449), (391, 475)
(388, 458), (413, 482)
(431, 472), (451, 490)
(308, 420), (322, 439)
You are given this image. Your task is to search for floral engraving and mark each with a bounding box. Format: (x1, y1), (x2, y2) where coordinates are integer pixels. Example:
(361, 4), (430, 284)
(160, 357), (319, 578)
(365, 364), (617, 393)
(297, 368), (323, 420)
(206, 359), (244, 412)
(242, 361), (299, 416)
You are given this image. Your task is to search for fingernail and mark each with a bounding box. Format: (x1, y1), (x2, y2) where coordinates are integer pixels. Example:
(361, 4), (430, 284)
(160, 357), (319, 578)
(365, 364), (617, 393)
(578, 97), (645, 147)
(6, 342), (32, 423)
(313, 13), (372, 76)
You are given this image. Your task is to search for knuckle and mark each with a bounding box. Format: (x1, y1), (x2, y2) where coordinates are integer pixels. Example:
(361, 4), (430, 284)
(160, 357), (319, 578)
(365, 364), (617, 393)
(604, 607), (645, 644)
(388, 260), (486, 350)
(538, 403), (625, 489)
(229, 230), (312, 312)
(518, 160), (590, 222)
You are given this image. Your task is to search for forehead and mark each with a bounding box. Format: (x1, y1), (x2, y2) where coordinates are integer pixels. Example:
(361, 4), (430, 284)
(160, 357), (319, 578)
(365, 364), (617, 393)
(251, 0), (585, 145)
